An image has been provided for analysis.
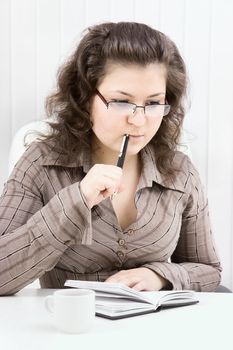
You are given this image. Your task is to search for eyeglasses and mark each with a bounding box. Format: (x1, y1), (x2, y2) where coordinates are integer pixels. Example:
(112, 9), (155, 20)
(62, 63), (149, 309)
(96, 89), (171, 118)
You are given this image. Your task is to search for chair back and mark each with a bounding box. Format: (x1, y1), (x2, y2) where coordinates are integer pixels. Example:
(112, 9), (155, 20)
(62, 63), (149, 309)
(8, 120), (51, 175)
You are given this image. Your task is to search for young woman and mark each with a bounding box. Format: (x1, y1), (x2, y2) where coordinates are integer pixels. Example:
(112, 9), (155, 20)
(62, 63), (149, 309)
(0, 22), (221, 295)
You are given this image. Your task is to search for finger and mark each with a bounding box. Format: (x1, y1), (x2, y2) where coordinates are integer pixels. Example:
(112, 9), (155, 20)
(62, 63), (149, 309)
(105, 277), (115, 283)
(102, 184), (121, 199)
(96, 164), (123, 180)
(109, 276), (140, 288)
(101, 188), (117, 199)
(131, 281), (146, 292)
(105, 274), (121, 283)
(125, 278), (142, 289)
(102, 174), (123, 189)
(96, 178), (118, 194)
(105, 272), (127, 284)
(115, 182), (125, 194)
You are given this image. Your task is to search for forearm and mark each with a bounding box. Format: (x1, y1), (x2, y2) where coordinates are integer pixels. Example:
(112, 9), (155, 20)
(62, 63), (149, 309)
(0, 222), (62, 295)
(0, 182), (92, 295)
(142, 261), (221, 291)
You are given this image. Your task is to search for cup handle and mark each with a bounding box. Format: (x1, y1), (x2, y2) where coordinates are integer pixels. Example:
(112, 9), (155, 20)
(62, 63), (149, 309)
(45, 295), (54, 313)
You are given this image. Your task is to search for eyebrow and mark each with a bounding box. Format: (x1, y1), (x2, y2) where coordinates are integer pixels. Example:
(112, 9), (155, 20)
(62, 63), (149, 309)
(109, 90), (166, 98)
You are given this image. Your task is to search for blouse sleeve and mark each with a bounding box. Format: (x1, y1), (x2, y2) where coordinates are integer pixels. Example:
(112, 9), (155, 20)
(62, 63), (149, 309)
(142, 159), (222, 291)
(0, 147), (92, 295)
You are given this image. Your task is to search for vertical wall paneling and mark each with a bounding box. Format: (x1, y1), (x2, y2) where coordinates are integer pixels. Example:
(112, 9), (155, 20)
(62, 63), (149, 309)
(207, 0), (233, 288)
(85, 0), (110, 26)
(182, 0), (212, 186)
(0, 0), (11, 186)
(61, 0), (86, 57)
(36, 0), (61, 120)
(134, 0), (160, 27)
(159, 0), (186, 52)
(110, 0), (135, 22)
(11, 0), (37, 134)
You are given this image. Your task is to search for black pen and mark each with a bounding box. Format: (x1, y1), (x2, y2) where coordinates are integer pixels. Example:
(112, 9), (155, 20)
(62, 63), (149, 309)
(110, 134), (129, 200)
(116, 134), (129, 168)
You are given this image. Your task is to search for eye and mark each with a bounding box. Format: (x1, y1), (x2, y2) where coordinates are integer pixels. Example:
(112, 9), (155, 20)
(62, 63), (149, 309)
(111, 99), (129, 103)
(146, 101), (162, 106)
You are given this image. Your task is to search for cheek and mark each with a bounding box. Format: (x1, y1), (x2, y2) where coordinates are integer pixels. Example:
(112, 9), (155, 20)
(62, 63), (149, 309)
(148, 117), (163, 136)
(92, 114), (117, 135)
(90, 103), (107, 132)
(90, 104), (123, 139)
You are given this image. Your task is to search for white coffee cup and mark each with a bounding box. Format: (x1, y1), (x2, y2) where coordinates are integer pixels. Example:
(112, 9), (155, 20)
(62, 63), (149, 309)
(45, 289), (95, 333)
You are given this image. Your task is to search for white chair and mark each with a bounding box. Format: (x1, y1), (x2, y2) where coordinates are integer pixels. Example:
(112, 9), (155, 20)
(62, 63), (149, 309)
(178, 130), (193, 160)
(8, 120), (51, 175)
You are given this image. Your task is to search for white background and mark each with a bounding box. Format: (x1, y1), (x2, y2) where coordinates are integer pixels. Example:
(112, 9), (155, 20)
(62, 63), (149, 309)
(0, 0), (233, 290)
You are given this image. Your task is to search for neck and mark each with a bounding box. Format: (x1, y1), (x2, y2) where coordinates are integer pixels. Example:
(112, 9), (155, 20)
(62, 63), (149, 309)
(91, 135), (142, 174)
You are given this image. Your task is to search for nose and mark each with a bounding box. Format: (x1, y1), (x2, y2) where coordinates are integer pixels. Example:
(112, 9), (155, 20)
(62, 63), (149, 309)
(127, 107), (146, 126)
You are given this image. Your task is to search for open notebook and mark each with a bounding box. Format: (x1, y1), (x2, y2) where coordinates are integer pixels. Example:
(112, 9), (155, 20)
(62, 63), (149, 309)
(64, 280), (199, 320)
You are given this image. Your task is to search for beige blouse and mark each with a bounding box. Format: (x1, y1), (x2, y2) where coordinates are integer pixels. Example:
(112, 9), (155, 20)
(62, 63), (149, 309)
(0, 140), (221, 295)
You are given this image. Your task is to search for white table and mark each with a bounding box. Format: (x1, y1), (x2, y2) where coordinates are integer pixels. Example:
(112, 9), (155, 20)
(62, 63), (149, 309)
(1, 288), (232, 350)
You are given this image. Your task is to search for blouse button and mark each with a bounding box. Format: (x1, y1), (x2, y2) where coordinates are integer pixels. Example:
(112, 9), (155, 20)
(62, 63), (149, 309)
(115, 262), (122, 268)
(118, 239), (125, 246)
(127, 229), (134, 235)
(117, 251), (124, 259)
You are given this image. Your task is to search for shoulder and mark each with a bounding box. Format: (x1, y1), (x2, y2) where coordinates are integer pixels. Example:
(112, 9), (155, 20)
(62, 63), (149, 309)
(8, 140), (56, 185)
(172, 150), (198, 176)
(18, 140), (56, 167)
(172, 150), (204, 193)
(143, 146), (203, 193)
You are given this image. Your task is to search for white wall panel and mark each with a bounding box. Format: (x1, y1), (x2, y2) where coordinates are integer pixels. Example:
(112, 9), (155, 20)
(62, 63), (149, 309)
(0, 0), (11, 186)
(36, 0), (61, 120)
(61, 0), (86, 56)
(134, 0), (160, 27)
(110, 0), (135, 22)
(1, 0), (233, 289)
(11, 0), (37, 133)
(183, 0), (212, 186)
(159, 0), (186, 51)
(85, 0), (110, 25)
(207, 0), (233, 288)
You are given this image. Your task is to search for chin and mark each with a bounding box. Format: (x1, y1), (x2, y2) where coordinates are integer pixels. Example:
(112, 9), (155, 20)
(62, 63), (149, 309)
(128, 144), (145, 155)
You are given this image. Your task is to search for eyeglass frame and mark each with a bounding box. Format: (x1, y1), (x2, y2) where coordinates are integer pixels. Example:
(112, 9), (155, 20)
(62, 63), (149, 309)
(95, 89), (171, 117)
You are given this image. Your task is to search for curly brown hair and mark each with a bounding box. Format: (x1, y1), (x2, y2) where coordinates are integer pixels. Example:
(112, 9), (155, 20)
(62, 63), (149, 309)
(44, 21), (187, 176)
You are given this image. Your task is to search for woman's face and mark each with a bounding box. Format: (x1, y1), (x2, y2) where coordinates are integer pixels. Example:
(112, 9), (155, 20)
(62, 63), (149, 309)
(90, 62), (167, 160)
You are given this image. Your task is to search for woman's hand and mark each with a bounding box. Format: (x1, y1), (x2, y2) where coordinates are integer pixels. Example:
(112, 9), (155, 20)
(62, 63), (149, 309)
(80, 164), (124, 209)
(105, 267), (169, 291)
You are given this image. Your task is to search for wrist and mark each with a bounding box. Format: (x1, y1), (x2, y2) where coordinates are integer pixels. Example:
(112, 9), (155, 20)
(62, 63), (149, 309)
(159, 275), (172, 290)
